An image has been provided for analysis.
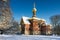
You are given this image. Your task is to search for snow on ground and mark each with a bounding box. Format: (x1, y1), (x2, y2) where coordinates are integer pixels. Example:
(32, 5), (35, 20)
(0, 35), (60, 40)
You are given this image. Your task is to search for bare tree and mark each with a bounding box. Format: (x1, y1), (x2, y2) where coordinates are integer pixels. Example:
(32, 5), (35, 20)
(50, 15), (60, 35)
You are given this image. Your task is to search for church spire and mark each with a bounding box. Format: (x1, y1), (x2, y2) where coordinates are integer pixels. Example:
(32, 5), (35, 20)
(32, 2), (37, 17)
(34, 2), (35, 8)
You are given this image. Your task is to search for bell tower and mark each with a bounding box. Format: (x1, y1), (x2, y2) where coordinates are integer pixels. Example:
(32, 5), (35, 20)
(29, 3), (40, 35)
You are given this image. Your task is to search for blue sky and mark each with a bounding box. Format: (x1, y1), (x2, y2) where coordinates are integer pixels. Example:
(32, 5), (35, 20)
(10, 0), (60, 23)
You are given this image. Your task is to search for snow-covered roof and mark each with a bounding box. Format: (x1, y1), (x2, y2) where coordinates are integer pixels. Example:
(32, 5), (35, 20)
(32, 17), (40, 20)
(40, 19), (46, 22)
(22, 16), (30, 24)
(22, 16), (46, 24)
(30, 17), (46, 22)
